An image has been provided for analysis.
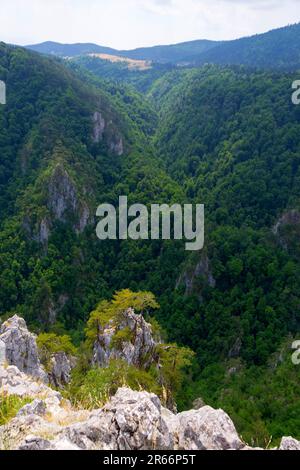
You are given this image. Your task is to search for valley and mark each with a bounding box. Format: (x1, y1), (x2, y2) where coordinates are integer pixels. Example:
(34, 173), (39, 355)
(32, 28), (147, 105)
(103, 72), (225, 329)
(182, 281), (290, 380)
(1, 22), (300, 447)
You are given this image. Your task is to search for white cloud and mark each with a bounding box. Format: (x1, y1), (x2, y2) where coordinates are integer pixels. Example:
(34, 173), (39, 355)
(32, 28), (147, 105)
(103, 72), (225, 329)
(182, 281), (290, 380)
(0, 0), (299, 49)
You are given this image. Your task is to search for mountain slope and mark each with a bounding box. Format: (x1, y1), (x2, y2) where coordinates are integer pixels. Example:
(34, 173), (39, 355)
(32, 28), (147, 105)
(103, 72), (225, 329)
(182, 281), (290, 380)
(27, 39), (219, 63)
(26, 23), (300, 70)
(1, 42), (300, 445)
(192, 23), (300, 70)
(0, 42), (183, 328)
(119, 39), (219, 63)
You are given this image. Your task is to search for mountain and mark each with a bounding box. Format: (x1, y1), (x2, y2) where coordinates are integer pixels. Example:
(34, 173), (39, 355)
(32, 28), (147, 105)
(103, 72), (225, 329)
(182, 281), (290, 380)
(27, 39), (219, 63)
(26, 41), (118, 57)
(120, 39), (219, 63)
(1, 40), (300, 445)
(27, 23), (300, 70)
(192, 23), (300, 70)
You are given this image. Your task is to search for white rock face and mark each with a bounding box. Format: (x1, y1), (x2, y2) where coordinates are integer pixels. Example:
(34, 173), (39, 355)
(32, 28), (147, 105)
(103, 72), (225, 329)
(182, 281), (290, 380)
(176, 407), (244, 450)
(92, 111), (105, 143)
(93, 308), (157, 369)
(279, 436), (300, 450)
(0, 316), (48, 382)
(58, 388), (174, 451)
(0, 339), (6, 365)
(0, 364), (61, 400)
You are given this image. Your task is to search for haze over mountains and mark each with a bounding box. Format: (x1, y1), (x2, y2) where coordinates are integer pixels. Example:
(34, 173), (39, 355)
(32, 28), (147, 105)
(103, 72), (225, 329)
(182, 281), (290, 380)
(27, 23), (300, 69)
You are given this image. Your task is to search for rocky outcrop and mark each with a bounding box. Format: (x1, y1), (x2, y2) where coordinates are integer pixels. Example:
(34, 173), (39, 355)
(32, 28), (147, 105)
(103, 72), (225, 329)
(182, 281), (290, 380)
(93, 308), (157, 369)
(92, 112), (106, 143)
(110, 137), (124, 156)
(272, 209), (300, 251)
(272, 210), (300, 236)
(176, 407), (244, 450)
(279, 436), (300, 450)
(0, 364), (60, 400)
(1, 364), (300, 451)
(47, 165), (78, 221)
(0, 316), (48, 382)
(92, 111), (124, 156)
(0, 315), (74, 388)
(176, 254), (216, 295)
(48, 352), (76, 388)
(46, 164), (91, 235)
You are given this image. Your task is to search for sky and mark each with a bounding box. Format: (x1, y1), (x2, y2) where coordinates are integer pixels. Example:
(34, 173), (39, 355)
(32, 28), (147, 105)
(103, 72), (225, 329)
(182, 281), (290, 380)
(0, 0), (299, 50)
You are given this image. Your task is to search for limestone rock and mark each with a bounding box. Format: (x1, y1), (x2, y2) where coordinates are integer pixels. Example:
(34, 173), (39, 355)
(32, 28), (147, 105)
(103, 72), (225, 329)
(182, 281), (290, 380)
(57, 388), (174, 450)
(279, 436), (300, 450)
(93, 308), (157, 369)
(17, 399), (47, 417)
(0, 316), (48, 382)
(48, 165), (77, 221)
(92, 111), (105, 143)
(177, 406), (244, 450)
(176, 254), (216, 295)
(19, 435), (52, 450)
(0, 364), (61, 400)
(110, 137), (123, 156)
(48, 352), (75, 388)
(272, 210), (300, 236)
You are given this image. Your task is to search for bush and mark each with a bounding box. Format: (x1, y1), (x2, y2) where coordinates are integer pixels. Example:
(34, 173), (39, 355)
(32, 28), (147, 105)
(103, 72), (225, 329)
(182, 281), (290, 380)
(37, 332), (77, 370)
(69, 359), (161, 409)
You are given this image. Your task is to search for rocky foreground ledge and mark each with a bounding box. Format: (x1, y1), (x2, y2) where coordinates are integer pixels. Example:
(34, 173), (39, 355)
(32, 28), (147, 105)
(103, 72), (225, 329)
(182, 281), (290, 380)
(0, 316), (300, 451)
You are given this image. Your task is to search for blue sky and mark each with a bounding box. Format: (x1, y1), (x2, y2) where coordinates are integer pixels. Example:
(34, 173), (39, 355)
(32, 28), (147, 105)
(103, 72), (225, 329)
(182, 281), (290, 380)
(1, 0), (299, 49)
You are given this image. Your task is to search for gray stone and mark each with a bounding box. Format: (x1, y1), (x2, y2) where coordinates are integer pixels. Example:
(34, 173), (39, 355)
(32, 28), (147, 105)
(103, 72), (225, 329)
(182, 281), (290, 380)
(17, 399), (47, 417)
(279, 436), (300, 450)
(92, 111), (105, 143)
(59, 388), (174, 450)
(0, 315), (48, 382)
(48, 352), (75, 388)
(177, 406), (244, 450)
(19, 435), (52, 450)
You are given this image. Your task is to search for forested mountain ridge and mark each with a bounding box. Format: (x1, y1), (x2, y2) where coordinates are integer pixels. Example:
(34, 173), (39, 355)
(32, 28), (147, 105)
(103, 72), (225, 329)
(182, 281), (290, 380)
(1, 40), (300, 445)
(192, 23), (300, 70)
(27, 23), (300, 71)
(0, 42), (183, 327)
(26, 41), (118, 57)
(27, 39), (219, 63)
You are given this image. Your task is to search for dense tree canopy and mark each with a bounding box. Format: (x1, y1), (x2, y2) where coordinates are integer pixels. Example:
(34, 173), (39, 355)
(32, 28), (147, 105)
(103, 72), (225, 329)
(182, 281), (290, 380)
(1, 42), (300, 446)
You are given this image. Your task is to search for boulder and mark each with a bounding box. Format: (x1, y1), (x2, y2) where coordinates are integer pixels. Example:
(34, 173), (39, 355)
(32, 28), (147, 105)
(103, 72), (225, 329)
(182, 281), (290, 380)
(279, 437), (300, 450)
(177, 406), (244, 450)
(59, 388), (174, 450)
(0, 316), (48, 382)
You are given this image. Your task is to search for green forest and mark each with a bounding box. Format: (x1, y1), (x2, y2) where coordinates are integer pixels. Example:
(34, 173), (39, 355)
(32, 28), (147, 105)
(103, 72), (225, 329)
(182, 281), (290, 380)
(1, 30), (300, 447)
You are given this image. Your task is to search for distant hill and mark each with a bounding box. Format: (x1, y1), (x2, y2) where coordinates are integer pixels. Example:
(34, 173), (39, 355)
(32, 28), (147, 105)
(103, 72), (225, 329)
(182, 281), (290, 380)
(27, 23), (300, 70)
(119, 39), (219, 63)
(26, 41), (118, 57)
(27, 39), (219, 63)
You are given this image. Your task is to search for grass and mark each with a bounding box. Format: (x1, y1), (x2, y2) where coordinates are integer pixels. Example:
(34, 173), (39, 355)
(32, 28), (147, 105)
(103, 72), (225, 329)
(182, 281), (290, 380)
(0, 394), (32, 425)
